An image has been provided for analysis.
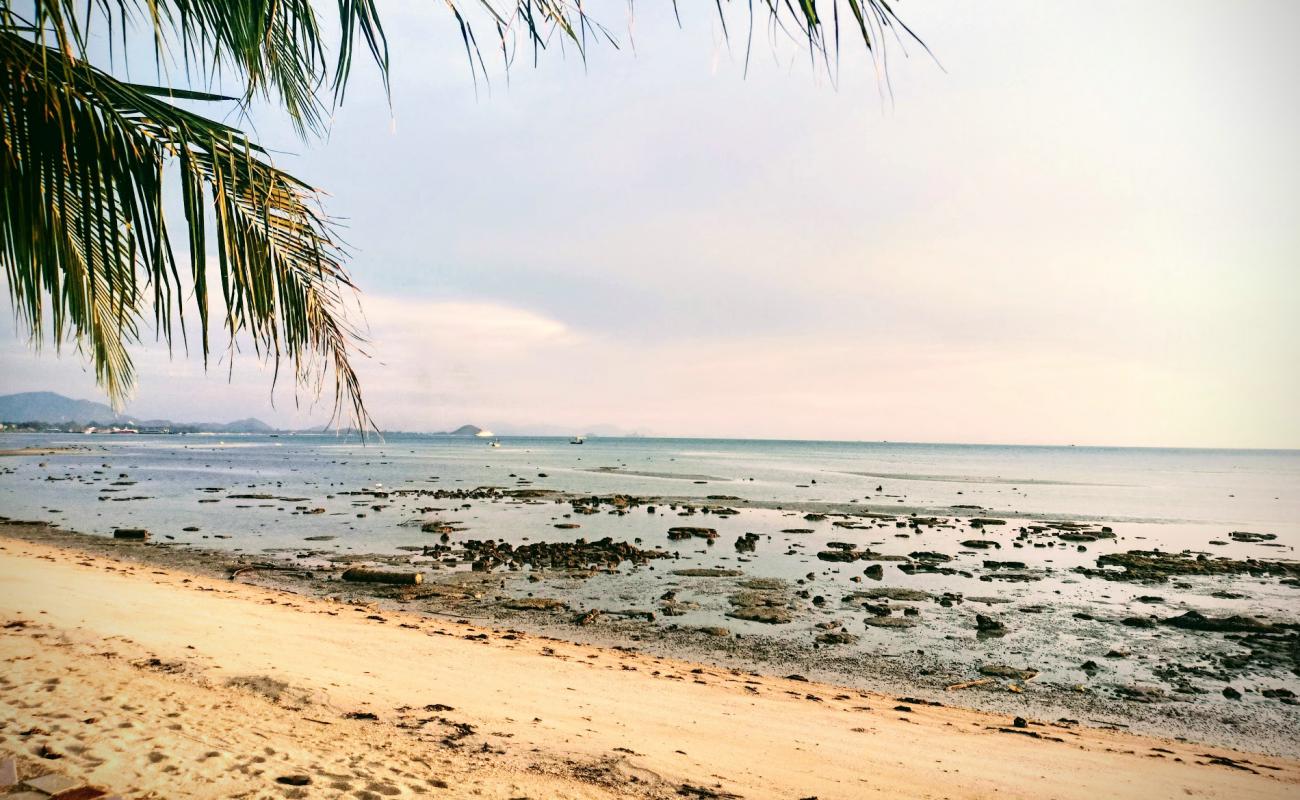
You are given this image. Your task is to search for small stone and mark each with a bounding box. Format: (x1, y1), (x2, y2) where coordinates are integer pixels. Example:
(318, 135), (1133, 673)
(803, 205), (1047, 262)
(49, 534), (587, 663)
(0, 757), (17, 788)
(1222, 686), (1242, 700)
(1013, 716), (1028, 728)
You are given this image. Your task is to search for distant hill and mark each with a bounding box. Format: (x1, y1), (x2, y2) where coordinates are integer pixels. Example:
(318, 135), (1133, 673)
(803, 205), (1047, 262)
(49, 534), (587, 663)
(0, 391), (122, 424)
(203, 417), (277, 434)
(436, 424), (483, 436)
(0, 392), (274, 433)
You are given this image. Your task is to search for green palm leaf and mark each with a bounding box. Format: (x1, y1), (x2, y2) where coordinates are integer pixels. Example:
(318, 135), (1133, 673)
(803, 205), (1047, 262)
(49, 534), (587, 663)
(1, 1), (918, 432)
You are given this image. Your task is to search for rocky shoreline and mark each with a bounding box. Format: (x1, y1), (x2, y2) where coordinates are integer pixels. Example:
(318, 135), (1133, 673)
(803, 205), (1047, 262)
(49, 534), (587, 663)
(4, 514), (1297, 758)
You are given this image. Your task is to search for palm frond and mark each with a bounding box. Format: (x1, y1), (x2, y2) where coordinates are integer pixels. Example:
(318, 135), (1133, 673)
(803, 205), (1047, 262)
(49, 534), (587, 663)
(1, 0), (919, 434)
(14, 0), (390, 136)
(0, 29), (371, 428)
(439, 1), (924, 86)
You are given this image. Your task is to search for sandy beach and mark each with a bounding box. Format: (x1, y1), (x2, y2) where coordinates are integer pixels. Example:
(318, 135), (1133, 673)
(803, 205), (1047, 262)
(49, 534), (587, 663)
(1, 531), (1296, 799)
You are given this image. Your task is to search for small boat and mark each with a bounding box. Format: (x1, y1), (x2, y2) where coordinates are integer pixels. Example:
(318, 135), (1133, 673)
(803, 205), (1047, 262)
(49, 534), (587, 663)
(569, 435), (585, 445)
(488, 439), (501, 447)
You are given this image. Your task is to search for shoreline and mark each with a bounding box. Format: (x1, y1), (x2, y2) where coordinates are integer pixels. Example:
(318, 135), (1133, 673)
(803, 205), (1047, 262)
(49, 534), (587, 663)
(1, 528), (1298, 798)
(3, 519), (1298, 760)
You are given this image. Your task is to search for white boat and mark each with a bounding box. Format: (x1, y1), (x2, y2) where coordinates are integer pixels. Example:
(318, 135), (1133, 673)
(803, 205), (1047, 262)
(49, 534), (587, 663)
(569, 435), (585, 444)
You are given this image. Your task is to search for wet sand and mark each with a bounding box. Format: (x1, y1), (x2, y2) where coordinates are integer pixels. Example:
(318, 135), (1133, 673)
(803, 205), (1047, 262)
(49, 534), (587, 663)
(1, 530), (1297, 799)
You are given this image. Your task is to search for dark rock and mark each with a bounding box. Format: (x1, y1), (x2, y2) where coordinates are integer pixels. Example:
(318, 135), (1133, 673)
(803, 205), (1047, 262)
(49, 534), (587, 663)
(978, 664), (1038, 680)
(1163, 610), (1281, 633)
(1230, 531), (1277, 543)
(668, 526), (719, 541)
(1121, 616), (1157, 628)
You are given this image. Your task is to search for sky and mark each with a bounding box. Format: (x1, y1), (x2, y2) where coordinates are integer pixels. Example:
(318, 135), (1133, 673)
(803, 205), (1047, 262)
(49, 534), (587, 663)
(3, 0), (1298, 447)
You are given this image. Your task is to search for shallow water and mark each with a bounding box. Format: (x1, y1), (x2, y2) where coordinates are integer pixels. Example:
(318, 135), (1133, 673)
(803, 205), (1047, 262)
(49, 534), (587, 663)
(2, 432), (1298, 751)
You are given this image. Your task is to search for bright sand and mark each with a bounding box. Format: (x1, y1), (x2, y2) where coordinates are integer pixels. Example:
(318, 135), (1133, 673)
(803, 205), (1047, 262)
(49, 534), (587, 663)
(1, 536), (1296, 799)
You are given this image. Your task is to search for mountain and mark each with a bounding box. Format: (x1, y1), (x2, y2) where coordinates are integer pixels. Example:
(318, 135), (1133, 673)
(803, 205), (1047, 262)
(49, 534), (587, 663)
(0, 391), (122, 424)
(435, 424), (483, 436)
(202, 417), (277, 434)
(0, 392), (274, 433)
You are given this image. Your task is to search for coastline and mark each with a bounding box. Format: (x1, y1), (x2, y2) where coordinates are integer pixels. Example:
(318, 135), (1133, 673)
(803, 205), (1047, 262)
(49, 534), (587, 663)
(2, 518), (1297, 760)
(1, 527), (1297, 798)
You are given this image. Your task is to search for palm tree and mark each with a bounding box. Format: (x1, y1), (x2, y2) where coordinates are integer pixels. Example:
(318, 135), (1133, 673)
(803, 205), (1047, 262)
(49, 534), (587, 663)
(0, 1), (919, 430)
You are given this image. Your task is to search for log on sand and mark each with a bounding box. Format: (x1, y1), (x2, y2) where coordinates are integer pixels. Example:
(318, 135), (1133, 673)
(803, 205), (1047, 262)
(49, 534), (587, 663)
(341, 567), (423, 585)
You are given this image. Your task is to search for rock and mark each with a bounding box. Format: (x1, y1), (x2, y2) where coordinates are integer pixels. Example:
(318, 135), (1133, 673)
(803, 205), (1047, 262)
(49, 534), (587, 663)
(815, 631), (858, 645)
(112, 528), (149, 540)
(1080, 660), (1100, 673)
(983, 560), (1027, 570)
(1116, 684), (1165, 703)
(909, 551), (953, 562)
(1162, 610), (1280, 633)
(978, 664), (1038, 680)
(461, 537), (666, 571)
(659, 601), (699, 616)
(668, 526), (718, 541)
(816, 549), (859, 562)
(502, 598), (567, 611)
(961, 540), (1000, 549)
(727, 606), (793, 624)
(1230, 531), (1277, 543)
(695, 626), (731, 637)
(843, 587), (930, 602)
(1077, 549), (1300, 583)
(1120, 616), (1157, 628)
(1222, 686), (1242, 700)
(672, 568), (743, 578)
(975, 614), (1006, 633)
(865, 616), (919, 629)
(862, 564), (884, 580)
(1012, 716), (1028, 728)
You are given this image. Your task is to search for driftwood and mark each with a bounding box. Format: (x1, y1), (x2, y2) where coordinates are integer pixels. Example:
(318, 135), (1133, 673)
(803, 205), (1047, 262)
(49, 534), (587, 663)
(945, 678), (996, 691)
(228, 562), (312, 581)
(113, 528), (149, 540)
(341, 567), (423, 585)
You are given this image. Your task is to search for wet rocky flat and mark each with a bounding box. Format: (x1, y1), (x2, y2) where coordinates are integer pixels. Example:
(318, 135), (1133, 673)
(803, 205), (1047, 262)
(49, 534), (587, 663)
(0, 436), (1297, 756)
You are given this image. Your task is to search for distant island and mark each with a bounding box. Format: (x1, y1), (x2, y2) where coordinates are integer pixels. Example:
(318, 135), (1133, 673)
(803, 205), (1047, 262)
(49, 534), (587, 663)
(0, 392), (280, 434)
(0, 391), (491, 437)
(433, 424), (486, 437)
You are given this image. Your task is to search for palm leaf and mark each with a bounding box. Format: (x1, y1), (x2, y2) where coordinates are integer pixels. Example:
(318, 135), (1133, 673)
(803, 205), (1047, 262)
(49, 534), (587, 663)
(0, 29), (370, 429)
(1, 1), (919, 433)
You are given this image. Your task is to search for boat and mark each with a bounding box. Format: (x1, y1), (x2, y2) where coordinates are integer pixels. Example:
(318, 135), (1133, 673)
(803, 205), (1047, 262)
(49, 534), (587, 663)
(488, 439), (501, 447)
(569, 435), (585, 444)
